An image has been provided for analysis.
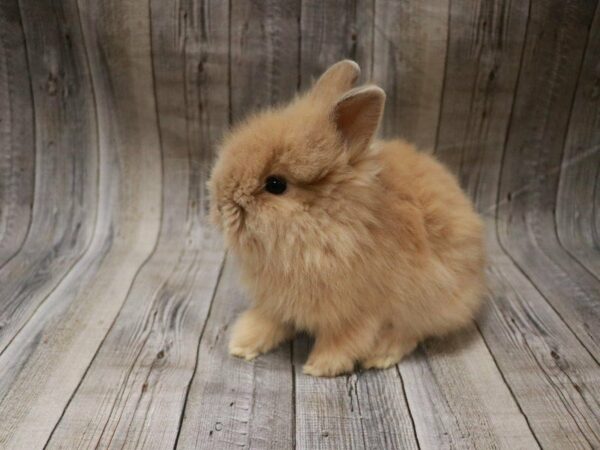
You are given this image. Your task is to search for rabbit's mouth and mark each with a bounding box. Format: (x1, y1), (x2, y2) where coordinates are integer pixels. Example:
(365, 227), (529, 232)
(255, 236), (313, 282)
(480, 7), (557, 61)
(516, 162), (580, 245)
(215, 198), (248, 245)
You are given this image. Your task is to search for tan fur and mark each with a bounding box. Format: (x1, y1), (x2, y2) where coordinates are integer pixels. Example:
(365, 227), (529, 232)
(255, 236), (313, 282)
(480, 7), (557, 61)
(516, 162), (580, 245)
(208, 60), (486, 377)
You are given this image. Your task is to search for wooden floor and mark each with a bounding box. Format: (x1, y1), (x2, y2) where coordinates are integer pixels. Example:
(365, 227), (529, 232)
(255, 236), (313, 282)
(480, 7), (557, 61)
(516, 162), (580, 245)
(1, 0), (599, 448)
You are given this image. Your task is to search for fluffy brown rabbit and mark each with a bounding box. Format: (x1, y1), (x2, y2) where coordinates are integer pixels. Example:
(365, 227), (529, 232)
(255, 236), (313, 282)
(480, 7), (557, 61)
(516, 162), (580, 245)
(208, 60), (486, 377)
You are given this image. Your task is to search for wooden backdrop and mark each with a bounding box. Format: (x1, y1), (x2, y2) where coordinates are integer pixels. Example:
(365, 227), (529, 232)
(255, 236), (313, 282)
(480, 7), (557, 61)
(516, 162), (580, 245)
(0, 0), (599, 448)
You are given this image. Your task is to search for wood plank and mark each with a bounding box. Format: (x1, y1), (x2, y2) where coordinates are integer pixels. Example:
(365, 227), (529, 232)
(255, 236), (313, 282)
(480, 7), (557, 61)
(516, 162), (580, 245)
(496, 0), (600, 361)
(0, 0), (34, 267)
(294, 337), (419, 450)
(177, 257), (293, 450)
(401, 329), (539, 449)
(229, 0), (300, 118)
(364, 2), (538, 447)
(482, 252), (600, 448)
(178, 2), (300, 448)
(47, 0), (229, 446)
(372, 0), (449, 149)
(556, 4), (600, 277)
(435, 0), (600, 447)
(294, 49), (422, 450)
(46, 235), (224, 449)
(0, 0), (98, 353)
(294, 7), (418, 449)
(434, 0), (529, 178)
(300, 0), (359, 89)
(0, 0), (163, 446)
(355, 0), (375, 81)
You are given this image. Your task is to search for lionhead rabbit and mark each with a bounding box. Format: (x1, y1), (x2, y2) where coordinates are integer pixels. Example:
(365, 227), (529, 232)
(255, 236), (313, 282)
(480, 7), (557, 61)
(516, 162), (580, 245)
(208, 60), (486, 377)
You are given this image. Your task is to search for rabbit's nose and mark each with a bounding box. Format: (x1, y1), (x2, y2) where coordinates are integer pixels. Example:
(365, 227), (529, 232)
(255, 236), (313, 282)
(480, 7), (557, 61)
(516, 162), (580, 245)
(232, 190), (252, 209)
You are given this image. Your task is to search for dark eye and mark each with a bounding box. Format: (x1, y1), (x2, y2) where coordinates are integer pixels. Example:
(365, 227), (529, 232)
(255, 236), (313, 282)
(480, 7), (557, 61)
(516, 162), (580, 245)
(265, 175), (287, 195)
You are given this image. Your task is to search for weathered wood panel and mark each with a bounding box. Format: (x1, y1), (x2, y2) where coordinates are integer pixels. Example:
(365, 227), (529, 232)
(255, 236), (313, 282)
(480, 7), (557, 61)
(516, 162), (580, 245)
(401, 332), (539, 449)
(230, 0), (300, 117)
(0, 0), (34, 267)
(435, 0), (600, 447)
(299, 0), (362, 89)
(0, 0), (598, 449)
(0, 0), (162, 446)
(294, 337), (420, 450)
(0, 0), (97, 355)
(496, 0), (600, 362)
(372, 0), (449, 150)
(177, 258), (293, 450)
(556, 4), (600, 277)
(183, 2), (298, 448)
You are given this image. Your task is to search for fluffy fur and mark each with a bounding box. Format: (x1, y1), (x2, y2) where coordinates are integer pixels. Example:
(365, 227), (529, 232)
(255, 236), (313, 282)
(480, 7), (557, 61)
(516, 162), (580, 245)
(208, 60), (486, 377)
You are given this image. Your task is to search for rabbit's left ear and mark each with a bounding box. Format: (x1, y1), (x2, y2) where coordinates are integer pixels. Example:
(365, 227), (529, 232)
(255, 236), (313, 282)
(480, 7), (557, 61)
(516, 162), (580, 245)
(333, 85), (385, 155)
(310, 60), (361, 102)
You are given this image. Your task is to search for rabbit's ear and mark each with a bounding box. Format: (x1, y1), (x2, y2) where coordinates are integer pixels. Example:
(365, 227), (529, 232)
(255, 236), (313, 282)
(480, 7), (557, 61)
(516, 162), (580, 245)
(310, 60), (360, 101)
(333, 85), (385, 154)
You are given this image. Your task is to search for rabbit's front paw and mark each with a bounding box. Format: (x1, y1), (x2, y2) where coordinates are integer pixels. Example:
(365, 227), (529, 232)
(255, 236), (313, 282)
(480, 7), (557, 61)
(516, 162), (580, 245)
(302, 354), (354, 377)
(228, 309), (292, 361)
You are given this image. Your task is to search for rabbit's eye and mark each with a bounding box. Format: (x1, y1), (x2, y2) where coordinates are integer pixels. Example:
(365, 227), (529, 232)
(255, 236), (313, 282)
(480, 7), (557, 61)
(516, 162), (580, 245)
(265, 175), (287, 195)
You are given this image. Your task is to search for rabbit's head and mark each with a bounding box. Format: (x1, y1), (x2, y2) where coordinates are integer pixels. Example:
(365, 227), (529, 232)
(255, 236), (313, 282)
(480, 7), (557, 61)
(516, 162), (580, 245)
(208, 60), (386, 271)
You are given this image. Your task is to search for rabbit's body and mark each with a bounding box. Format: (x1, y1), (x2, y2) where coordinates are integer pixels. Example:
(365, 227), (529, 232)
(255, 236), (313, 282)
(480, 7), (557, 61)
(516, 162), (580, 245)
(209, 61), (485, 376)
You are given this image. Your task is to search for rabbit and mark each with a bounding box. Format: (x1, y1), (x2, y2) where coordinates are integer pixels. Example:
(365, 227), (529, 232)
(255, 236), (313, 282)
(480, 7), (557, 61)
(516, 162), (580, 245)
(208, 60), (486, 377)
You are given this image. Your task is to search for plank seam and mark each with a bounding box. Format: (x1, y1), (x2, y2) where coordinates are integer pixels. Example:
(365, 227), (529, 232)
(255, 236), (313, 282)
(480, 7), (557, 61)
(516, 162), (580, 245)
(472, 321), (542, 448)
(172, 254), (226, 450)
(493, 0), (600, 367)
(433, 0), (452, 154)
(395, 365), (421, 450)
(0, 0), (36, 273)
(488, 0), (600, 439)
(43, 0), (166, 443)
(553, 0), (600, 283)
(0, 0), (101, 359)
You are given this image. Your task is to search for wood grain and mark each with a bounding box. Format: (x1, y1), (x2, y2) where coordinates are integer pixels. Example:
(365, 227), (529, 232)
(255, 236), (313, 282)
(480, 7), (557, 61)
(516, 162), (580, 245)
(0, 0), (34, 268)
(0, 0), (599, 448)
(435, 0), (600, 447)
(496, 0), (600, 362)
(46, 1), (229, 446)
(0, 0), (162, 446)
(229, 0), (300, 118)
(401, 330), (539, 450)
(294, 337), (419, 450)
(556, 3), (600, 277)
(300, 0), (361, 89)
(372, 0), (449, 149)
(0, 0), (97, 355)
(177, 257), (293, 450)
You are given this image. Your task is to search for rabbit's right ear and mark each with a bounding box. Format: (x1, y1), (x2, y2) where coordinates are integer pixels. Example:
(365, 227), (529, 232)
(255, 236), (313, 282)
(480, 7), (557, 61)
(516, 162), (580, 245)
(310, 60), (361, 102)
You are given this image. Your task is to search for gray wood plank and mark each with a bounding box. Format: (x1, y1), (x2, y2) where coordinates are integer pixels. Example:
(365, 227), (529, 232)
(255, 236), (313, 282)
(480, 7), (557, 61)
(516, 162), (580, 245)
(229, 0), (300, 118)
(1, 1), (599, 448)
(294, 6), (419, 449)
(372, 0), (449, 149)
(401, 329), (539, 450)
(300, 0), (360, 89)
(46, 235), (224, 449)
(177, 257), (294, 450)
(0, 0), (34, 267)
(482, 253), (600, 448)
(0, 0), (163, 446)
(366, 1), (538, 447)
(435, 0), (600, 447)
(178, 3), (300, 448)
(294, 337), (419, 450)
(556, 4), (600, 277)
(47, 0), (229, 446)
(434, 0), (529, 178)
(496, 0), (600, 361)
(0, 0), (98, 354)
